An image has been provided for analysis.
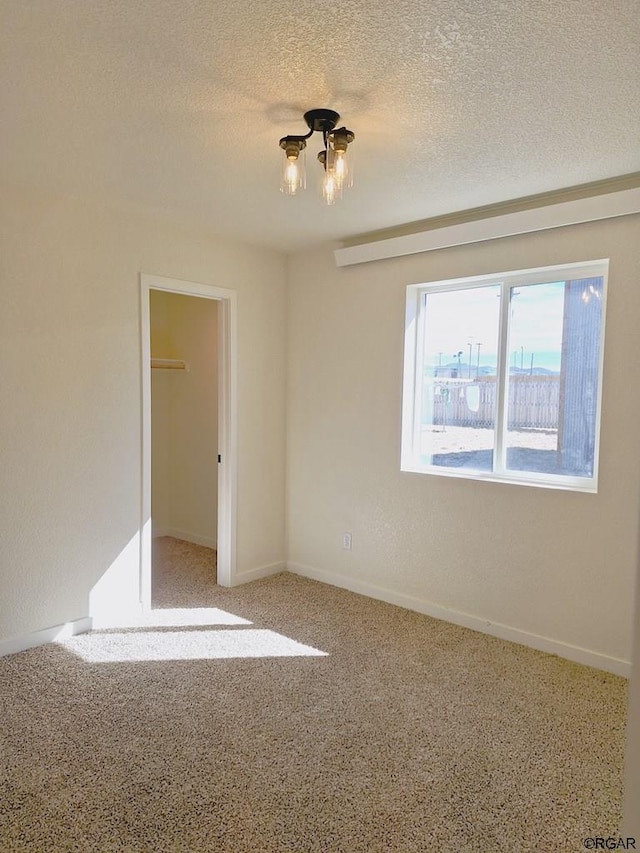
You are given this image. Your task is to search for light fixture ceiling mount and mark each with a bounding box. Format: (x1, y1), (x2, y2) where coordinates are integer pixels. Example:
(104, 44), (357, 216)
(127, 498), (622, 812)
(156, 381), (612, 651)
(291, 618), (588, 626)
(279, 108), (355, 204)
(302, 108), (341, 133)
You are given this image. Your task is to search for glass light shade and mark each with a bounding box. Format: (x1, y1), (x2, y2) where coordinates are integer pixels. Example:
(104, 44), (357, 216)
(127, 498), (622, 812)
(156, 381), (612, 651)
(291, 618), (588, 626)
(327, 132), (354, 190)
(321, 168), (341, 205)
(280, 145), (306, 195)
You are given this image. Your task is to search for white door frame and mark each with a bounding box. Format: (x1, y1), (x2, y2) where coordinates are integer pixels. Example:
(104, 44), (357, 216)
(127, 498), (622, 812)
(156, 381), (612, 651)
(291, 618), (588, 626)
(140, 273), (238, 608)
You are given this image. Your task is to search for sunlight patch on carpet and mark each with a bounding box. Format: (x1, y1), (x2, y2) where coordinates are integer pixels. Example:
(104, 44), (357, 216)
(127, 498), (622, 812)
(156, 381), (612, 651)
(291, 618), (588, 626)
(141, 607), (252, 627)
(90, 606), (253, 630)
(60, 629), (328, 662)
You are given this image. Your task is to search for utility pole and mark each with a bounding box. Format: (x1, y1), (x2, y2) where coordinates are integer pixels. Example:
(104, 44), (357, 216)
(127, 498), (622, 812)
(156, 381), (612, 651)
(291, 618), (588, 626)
(467, 342), (473, 379)
(475, 342), (482, 380)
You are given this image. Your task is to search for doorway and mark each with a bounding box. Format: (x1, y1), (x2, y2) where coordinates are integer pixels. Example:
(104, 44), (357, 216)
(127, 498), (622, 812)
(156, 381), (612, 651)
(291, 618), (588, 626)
(140, 274), (237, 612)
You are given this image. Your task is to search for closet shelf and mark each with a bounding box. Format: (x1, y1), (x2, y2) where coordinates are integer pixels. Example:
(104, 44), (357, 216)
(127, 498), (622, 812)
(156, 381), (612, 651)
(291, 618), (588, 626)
(151, 358), (188, 371)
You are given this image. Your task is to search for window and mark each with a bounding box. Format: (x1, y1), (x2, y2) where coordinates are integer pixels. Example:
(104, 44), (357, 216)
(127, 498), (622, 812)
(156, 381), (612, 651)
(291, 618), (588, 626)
(401, 260), (608, 491)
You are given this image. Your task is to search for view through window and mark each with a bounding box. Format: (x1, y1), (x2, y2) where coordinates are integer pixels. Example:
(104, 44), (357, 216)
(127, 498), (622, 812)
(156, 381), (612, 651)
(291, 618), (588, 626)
(402, 261), (608, 491)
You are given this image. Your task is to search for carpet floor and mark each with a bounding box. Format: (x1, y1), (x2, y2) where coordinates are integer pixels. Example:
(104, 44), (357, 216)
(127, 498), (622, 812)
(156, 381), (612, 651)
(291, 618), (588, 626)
(152, 535), (218, 608)
(0, 538), (627, 851)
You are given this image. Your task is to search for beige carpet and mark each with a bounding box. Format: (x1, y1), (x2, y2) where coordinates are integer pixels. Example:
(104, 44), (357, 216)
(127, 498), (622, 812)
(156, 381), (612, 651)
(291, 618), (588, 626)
(0, 539), (627, 851)
(152, 536), (218, 607)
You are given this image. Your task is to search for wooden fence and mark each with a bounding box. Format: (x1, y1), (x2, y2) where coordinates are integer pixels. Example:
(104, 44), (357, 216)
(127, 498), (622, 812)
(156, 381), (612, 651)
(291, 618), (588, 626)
(428, 375), (560, 430)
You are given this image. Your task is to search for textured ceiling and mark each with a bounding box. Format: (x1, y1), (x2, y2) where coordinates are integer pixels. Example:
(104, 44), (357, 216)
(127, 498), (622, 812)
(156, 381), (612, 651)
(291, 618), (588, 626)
(1, 0), (639, 252)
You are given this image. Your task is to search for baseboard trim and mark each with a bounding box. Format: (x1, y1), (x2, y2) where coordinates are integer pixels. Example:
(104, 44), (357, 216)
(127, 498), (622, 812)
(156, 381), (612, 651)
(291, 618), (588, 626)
(234, 561), (286, 585)
(0, 617), (93, 658)
(286, 561), (630, 677)
(153, 527), (217, 550)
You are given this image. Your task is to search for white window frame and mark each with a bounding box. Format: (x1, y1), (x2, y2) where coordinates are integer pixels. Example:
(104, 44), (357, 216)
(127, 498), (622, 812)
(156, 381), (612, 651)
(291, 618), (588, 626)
(401, 259), (609, 492)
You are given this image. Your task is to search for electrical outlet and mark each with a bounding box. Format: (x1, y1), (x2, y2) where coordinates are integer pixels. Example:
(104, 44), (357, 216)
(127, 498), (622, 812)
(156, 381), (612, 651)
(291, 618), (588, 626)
(342, 532), (352, 550)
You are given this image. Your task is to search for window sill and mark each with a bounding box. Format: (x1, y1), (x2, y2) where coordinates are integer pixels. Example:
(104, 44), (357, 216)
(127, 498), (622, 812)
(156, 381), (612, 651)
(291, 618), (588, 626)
(400, 463), (598, 494)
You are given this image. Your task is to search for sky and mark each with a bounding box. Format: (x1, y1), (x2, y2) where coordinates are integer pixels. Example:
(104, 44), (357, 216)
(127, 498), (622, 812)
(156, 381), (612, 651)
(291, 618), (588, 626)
(423, 281), (566, 372)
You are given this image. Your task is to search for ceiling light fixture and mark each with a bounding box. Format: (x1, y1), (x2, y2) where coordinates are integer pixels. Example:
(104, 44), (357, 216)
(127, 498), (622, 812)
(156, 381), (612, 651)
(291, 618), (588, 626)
(279, 109), (355, 205)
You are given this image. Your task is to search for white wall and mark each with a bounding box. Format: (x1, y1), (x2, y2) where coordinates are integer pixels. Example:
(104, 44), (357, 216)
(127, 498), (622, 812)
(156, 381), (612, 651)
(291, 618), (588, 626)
(150, 291), (218, 546)
(0, 182), (286, 640)
(286, 214), (640, 671)
(624, 541), (640, 834)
